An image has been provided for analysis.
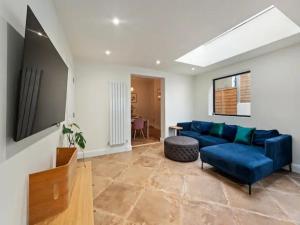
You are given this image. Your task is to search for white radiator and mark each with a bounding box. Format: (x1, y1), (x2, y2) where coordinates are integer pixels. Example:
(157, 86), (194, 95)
(109, 81), (128, 146)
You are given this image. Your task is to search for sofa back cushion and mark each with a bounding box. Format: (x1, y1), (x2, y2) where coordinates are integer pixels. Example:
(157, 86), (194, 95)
(253, 130), (280, 146)
(200, 121), (213, 134)
(191, 121), (213, 134)
(222, 125), (237, 142)
(209, 123), (225, 137)
(190, 121), (201, 133)
(234, 126), (256, 145)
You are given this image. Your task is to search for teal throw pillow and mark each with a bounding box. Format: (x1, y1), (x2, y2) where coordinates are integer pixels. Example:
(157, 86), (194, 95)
(234, 126), (256, 145)
(209, 123), (225, 137)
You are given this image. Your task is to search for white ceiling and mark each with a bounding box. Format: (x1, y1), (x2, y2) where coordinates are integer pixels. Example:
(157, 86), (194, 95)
(53, 0), (300, 75)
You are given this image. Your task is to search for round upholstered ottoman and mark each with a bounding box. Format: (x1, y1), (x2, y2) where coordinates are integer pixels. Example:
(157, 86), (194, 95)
(164, 136), (199, 162)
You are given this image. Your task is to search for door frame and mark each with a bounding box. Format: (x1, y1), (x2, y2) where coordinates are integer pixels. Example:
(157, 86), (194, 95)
(130, 74), (165, 143)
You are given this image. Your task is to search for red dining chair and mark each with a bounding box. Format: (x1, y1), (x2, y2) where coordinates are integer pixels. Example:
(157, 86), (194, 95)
(133, 118), (145, 139)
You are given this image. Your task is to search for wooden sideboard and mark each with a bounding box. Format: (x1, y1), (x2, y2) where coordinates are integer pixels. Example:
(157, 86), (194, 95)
(29, 148), (77, 224)
(33, 161), (94, 225)
(29, 148), (94, 225)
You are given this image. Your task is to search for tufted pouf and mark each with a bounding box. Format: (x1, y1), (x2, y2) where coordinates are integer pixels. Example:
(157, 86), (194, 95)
(164, 136), (199, 162)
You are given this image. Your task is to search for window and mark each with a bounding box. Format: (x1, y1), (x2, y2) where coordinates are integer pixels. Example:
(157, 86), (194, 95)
(213, 71), (251, 117)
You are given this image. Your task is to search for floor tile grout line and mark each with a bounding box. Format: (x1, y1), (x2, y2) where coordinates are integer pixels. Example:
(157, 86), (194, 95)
(179, 194), (295, 224)
(94, 181), (146, 222)
(286, 174), (300, 187)
(122, 161), (159, 222)
(123, 187), (146, 221)
(220, 181), (230, 206)
(147, 185), (183, 198)
(183, 197), (229, 209)
(264, 186), (300, 196)
(182, 175), (187, 199)
(93, 208), (124, 219)
(229, 205), (297, 224)
(232, 211), (242, 225)
(266, 189), (297, 223)
(180, 192), (295, 224)
(92, 179), (113, 200)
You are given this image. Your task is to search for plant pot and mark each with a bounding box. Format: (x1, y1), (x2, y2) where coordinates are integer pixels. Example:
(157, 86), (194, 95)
(29, 147), (77, 225)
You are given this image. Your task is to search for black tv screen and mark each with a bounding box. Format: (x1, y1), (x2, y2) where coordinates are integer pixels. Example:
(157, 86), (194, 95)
(15, 7), (68, 141)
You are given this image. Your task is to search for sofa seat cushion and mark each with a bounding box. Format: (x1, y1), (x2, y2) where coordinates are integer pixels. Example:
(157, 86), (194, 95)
(179, 130), (201, 139)
(200, 143), (273, 184)
(198, 135), (228, 147)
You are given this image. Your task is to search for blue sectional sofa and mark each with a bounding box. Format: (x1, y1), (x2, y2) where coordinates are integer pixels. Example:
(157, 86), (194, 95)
(177, 121), (292, 194)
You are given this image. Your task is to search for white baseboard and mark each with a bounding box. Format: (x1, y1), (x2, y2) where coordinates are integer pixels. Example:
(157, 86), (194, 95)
(292, 163), (300, 174)
(77, 144), (132, 159)
(78, 144), (300, 174)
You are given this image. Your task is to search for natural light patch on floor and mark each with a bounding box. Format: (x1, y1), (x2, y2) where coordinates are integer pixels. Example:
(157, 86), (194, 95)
(176, 5), (300, 67)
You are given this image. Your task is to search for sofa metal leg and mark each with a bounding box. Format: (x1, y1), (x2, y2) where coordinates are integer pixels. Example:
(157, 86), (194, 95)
(289, 164), (292, 172)
(248, 184), (252, 195)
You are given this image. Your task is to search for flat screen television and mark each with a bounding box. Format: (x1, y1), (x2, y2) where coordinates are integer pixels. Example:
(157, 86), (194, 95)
(15, 6), (68, 141)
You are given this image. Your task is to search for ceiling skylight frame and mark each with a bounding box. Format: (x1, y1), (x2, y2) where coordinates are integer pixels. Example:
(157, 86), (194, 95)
(204, 5), (275, 47)
(176, 5), (300, 67)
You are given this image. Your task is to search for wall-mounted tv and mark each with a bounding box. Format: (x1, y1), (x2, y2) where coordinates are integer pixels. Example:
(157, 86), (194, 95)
(15, 6), (68, 141)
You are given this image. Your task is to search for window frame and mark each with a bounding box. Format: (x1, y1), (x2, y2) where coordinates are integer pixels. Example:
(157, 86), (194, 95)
(213, 70), (251, 117)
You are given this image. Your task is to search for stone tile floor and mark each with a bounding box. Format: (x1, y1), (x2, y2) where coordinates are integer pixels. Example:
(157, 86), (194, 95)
(88, 143), (300, 225)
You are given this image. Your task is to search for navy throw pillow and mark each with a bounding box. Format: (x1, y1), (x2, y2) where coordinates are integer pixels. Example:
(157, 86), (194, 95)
(190, 121), (213, 134)
(199, 121), (213, 134)
(190, 121), (202, 133)
(253, 130), (279, 146)
(222, 125), (237, 142)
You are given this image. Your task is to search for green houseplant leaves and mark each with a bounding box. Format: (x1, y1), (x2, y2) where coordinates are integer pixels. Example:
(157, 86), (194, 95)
(62, 123), (86, 150)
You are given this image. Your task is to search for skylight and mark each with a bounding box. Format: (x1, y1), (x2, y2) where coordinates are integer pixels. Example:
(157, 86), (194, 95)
(176, 6), (300, 67)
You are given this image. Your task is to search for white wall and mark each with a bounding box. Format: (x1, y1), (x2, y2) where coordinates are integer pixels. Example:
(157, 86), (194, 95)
(75, 61), (194, 153)
(194, 43), (300, 171)
(0, 17), (7, 162)
(0, 0), (75, 224)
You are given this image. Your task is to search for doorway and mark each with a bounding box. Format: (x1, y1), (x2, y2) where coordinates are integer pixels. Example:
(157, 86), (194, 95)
(130, 75), (164, 147)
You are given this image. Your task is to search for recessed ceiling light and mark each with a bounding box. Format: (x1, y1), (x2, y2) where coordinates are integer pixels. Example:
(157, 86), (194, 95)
(105, 50), (111, 55)
(176, 5), (300, 67)
(112, 17), (120, 26)
(156, 60), (161, 65)
(191, 67), (195, 71)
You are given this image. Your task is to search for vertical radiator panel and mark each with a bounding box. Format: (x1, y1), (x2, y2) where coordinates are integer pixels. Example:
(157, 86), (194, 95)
(109, 81), (128, 146)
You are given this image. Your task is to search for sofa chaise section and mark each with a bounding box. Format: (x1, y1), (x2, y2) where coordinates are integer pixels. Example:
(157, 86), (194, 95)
(200, 135), (292, 194)
(200, 143), (273, 194)
(177, 121), (293, 195)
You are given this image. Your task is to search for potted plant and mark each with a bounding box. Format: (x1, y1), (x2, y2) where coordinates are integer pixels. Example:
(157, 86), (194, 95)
(62, 123), (86, 148)
(62, 123), (87, 163)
